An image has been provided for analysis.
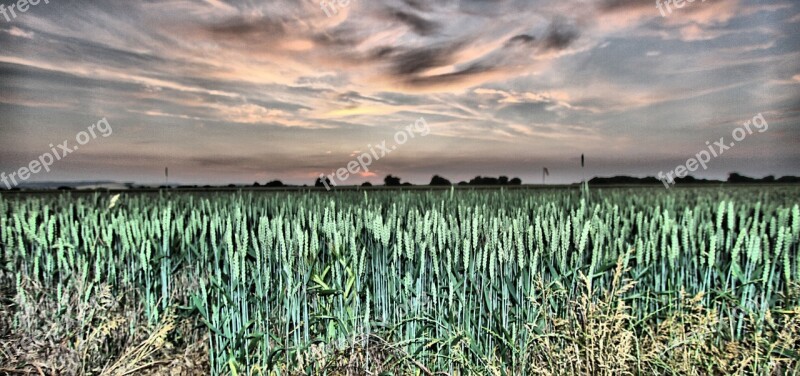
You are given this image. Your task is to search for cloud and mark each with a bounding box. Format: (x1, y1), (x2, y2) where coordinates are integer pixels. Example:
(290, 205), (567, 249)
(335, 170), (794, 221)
(597, 0), (653, 13)
(403, 63), (498, 89)
(389, 43), (466, 76)
(474, 88), (571, 106)
(677, 24), (726, 41)
(5, 27), (35, 39)
(659, 0), (742, 41)
(206, 15), (288, 38)
(541, 17), (581, 51)
(401, 0), (432, 12)
(506, 34), (536, 46)
(1, 0), (797, 184)
(384, 9), (440, 35)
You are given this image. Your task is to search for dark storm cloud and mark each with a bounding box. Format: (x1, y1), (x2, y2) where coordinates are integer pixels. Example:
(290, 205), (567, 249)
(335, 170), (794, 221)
(354, 34), (509, 89)
(541, 18), (580, 51)
(507, 34), (536, 46)
(390, 43), (465, 76)
(504, 18), (580, 53)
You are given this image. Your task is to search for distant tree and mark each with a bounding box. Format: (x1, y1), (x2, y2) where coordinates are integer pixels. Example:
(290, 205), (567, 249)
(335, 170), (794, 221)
(57, 186), (73, 191)
(384, 175), (402, 186)
(457, 181), (468, 186)
(778, 176), (800, 183)
(590, 176), (661, 185)
(253, 182), (261, 187)
(402, 182), (413, 186)
(429, 175), (452, 186)
(469, 176), (499, 185)
(265, 180), (284, 188)
(361, 182), (373, 187)
(315, 177), (332, 188)
(728, 173), (756, 183)
(227, 184), (237, 188)
(467, 176), (523, 186)
(675, 175), (699, 184)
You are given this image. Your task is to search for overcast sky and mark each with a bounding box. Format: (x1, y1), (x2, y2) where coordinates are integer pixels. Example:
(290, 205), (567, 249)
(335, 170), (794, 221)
(1, 0), (798, 185)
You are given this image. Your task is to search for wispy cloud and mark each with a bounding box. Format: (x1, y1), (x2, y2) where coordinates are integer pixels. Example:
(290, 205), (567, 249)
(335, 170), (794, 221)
(0, 0), (797, 185)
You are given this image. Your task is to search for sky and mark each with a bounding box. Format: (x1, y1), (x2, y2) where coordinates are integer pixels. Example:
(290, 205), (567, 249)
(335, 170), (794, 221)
(0, 0), (798, 186)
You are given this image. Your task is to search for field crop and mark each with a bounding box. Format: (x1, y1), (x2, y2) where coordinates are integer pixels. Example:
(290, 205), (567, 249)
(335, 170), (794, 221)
(1, 187), (799, 375)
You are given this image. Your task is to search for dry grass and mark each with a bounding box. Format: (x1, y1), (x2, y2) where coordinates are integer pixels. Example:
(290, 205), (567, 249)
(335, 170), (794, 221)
(2, 259), (798, 375)
(498, 256), (800, 376)
(0, 272), (207, 376)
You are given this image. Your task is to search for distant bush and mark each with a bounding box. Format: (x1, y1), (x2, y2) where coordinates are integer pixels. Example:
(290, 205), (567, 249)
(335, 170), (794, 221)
(467, 176), (522, 186)
(429, 175), (452, 186)
(315, 177), (332, 188)
(384, 175), (402, 186)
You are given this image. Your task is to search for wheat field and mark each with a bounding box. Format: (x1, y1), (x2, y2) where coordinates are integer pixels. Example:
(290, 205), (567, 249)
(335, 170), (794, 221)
(1, 187), (799, 375)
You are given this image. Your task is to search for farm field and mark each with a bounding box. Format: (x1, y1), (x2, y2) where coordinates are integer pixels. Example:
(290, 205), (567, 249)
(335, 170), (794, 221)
(1, 187), (799, 375)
